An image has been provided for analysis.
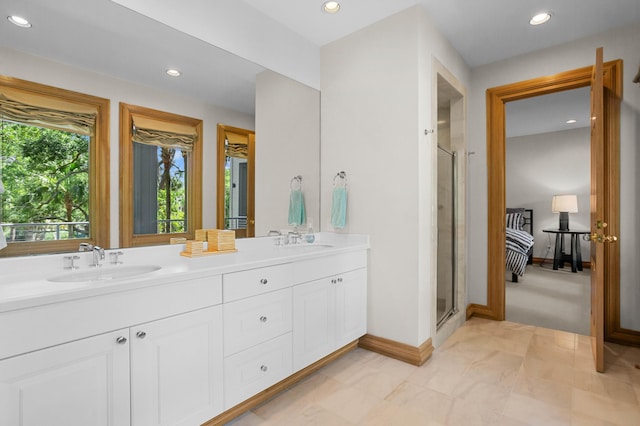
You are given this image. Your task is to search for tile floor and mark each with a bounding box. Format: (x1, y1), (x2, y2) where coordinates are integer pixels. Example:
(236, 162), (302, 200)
(227, 317), (640, 425)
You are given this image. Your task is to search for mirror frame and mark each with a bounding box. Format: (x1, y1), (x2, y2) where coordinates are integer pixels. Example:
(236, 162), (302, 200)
(119, 103), (202, 247)
(216, 124), (255, 238)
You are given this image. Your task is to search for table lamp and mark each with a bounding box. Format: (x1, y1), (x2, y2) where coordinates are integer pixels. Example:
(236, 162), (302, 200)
(551, 194), (578, 231)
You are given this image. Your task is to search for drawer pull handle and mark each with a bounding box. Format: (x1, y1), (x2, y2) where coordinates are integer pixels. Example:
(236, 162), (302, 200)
(331, 279), (336, 284)
(116, 336), (127, 345)
(260, 278), (268, 285)
(260, 316), (268, 323)
(337, 277), (343, 283)
(260, 365), (268, 372)
(136, 331), (147, 339)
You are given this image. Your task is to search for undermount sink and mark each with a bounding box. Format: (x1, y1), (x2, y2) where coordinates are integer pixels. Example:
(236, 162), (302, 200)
(48, 265), (162, 283)
(277, 243), (333, 251)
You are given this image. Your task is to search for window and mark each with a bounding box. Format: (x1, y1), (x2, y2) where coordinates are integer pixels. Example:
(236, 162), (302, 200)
(119, 103), (202, 247)
(0, 76), (109, 257)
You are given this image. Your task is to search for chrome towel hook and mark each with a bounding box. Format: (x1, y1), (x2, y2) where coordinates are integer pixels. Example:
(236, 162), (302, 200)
(290, 175), (302, 190)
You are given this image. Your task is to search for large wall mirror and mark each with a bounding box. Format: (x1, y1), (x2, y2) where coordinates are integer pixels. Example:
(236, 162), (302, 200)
(2, 0), (320, 251)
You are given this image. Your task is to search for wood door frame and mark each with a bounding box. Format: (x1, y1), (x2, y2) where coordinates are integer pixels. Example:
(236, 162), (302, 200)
(469, 60), (634, 344)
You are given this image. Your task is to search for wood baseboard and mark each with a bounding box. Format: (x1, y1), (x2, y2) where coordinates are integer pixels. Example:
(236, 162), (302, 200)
(357, 334), (433, 366)
(607, 327), (640, 347)
(201, 341), (358, 426)
(466, 303), (499, 321)
(532, 257), (591, 269)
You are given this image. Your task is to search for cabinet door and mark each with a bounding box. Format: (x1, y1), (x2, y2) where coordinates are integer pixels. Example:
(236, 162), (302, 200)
(130, 306), (223, 426)
(0, 329), (130, 426)
(292, 278), (335, 371)
(335, 268), (367, 348)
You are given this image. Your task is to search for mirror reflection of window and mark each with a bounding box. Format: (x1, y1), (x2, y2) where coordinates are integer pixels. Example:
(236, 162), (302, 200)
(120, 103), (202, 247)
(217, 124), (254, 238)
(0, 76), (109, 257)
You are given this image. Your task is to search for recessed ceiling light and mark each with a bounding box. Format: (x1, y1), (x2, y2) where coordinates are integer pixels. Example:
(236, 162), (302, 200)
(7, 15), (32, 28)
(566, 119), (577, 124)
(529, 12), (551, 26)
(166, 69), (181, 77)
(322, 1), (340, 14)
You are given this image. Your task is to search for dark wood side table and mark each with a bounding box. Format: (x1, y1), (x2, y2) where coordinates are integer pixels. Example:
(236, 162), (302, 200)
(542, 229), (591, 273)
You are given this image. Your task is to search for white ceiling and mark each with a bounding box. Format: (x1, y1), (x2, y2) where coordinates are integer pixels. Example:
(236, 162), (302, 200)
(1, 0), (639, 122)
(243, 0), (640, 67)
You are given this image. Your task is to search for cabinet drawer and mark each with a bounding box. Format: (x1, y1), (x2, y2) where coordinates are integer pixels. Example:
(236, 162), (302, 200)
(223, 333), (292, 409)
(224, 289), (292, 356)
(223, 263), (296, 302)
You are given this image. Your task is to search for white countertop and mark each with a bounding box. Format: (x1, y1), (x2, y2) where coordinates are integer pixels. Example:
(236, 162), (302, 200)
(0, 233), (369, 313)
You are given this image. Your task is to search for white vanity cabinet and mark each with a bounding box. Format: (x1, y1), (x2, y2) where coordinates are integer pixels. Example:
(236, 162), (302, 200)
(0, 274), (224, 426)
(293, 267), (367, 371)
(0, 328), (131, 426)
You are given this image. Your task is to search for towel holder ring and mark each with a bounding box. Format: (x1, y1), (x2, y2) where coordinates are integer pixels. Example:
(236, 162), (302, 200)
(290, 175), (302, 190)
(333, 171), (347, 187)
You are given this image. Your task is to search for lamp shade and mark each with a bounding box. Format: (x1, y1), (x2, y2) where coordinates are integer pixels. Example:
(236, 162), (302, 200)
(551, 194), (578, 213)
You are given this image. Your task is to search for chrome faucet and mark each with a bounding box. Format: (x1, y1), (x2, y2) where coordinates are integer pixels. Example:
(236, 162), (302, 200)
(79, 243), (105, 267)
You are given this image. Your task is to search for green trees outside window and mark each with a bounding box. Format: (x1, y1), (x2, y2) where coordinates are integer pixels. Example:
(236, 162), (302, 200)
(1, 121), (89, 242)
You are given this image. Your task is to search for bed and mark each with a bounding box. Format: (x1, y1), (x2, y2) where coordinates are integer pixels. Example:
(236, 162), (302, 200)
(506, 208), (534, 282)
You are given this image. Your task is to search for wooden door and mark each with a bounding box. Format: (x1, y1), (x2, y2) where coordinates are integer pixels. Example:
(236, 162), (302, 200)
(590, 47), (606, 373)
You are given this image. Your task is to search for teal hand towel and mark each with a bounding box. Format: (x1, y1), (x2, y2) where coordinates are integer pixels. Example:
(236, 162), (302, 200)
(288, 189), (306, 226)
(330, 187), (347, 229)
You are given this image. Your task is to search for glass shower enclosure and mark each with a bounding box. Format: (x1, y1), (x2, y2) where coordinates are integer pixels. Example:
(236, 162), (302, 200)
(436, 145), (456, 328)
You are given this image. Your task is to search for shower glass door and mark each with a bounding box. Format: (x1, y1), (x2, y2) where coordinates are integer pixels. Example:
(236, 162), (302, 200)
(437, 146), (456, 328)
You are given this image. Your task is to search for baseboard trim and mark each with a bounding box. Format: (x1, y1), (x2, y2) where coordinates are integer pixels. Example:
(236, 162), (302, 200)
(202, 340), (359, 426)
(532, 257), (591, 269)
(466, 303), (499, 321)
(607, 327), (640, 347)
(357, 334), (433, 366)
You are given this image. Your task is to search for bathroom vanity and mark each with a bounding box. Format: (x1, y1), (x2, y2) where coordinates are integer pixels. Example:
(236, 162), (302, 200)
(0, 233), (368, 426)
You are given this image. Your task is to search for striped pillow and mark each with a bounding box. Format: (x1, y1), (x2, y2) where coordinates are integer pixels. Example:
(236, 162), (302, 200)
(506, 212), (524, 231)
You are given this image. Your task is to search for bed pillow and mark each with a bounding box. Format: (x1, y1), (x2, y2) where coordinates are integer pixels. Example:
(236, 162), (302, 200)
(506, 212), (524, 231)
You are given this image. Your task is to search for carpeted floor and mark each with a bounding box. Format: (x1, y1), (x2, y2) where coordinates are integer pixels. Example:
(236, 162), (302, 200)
(506, 263), (590, 336)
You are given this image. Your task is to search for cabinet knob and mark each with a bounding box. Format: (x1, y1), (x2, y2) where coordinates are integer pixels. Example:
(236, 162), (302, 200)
(331, 279), (336, 284)
(337, 277), (343, 283)
(260, 365), (268, 372)
(136, 331), (147, 339)
(260, 278), (268, 285)
(259, 316), (268, 323)
(116, 336), (127, 345)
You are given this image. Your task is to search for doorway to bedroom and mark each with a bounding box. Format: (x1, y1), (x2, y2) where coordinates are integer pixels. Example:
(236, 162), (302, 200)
(505, 87), (591, 335)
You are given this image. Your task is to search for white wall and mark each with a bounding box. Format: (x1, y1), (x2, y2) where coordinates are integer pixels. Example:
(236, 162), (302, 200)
(0, 45), (254, 248)
(255, 70), (320, 235)
(506, 127), (591, 260)
(467, 24), (640, 330)
(321, 6), (469, 347)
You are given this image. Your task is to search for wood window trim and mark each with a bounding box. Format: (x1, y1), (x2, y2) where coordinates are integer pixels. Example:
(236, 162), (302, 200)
(0, 75), (110, 257)
(119, 103), (202, 248)
(216, 124), (255, 238)
(469, 60), (632, 344)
